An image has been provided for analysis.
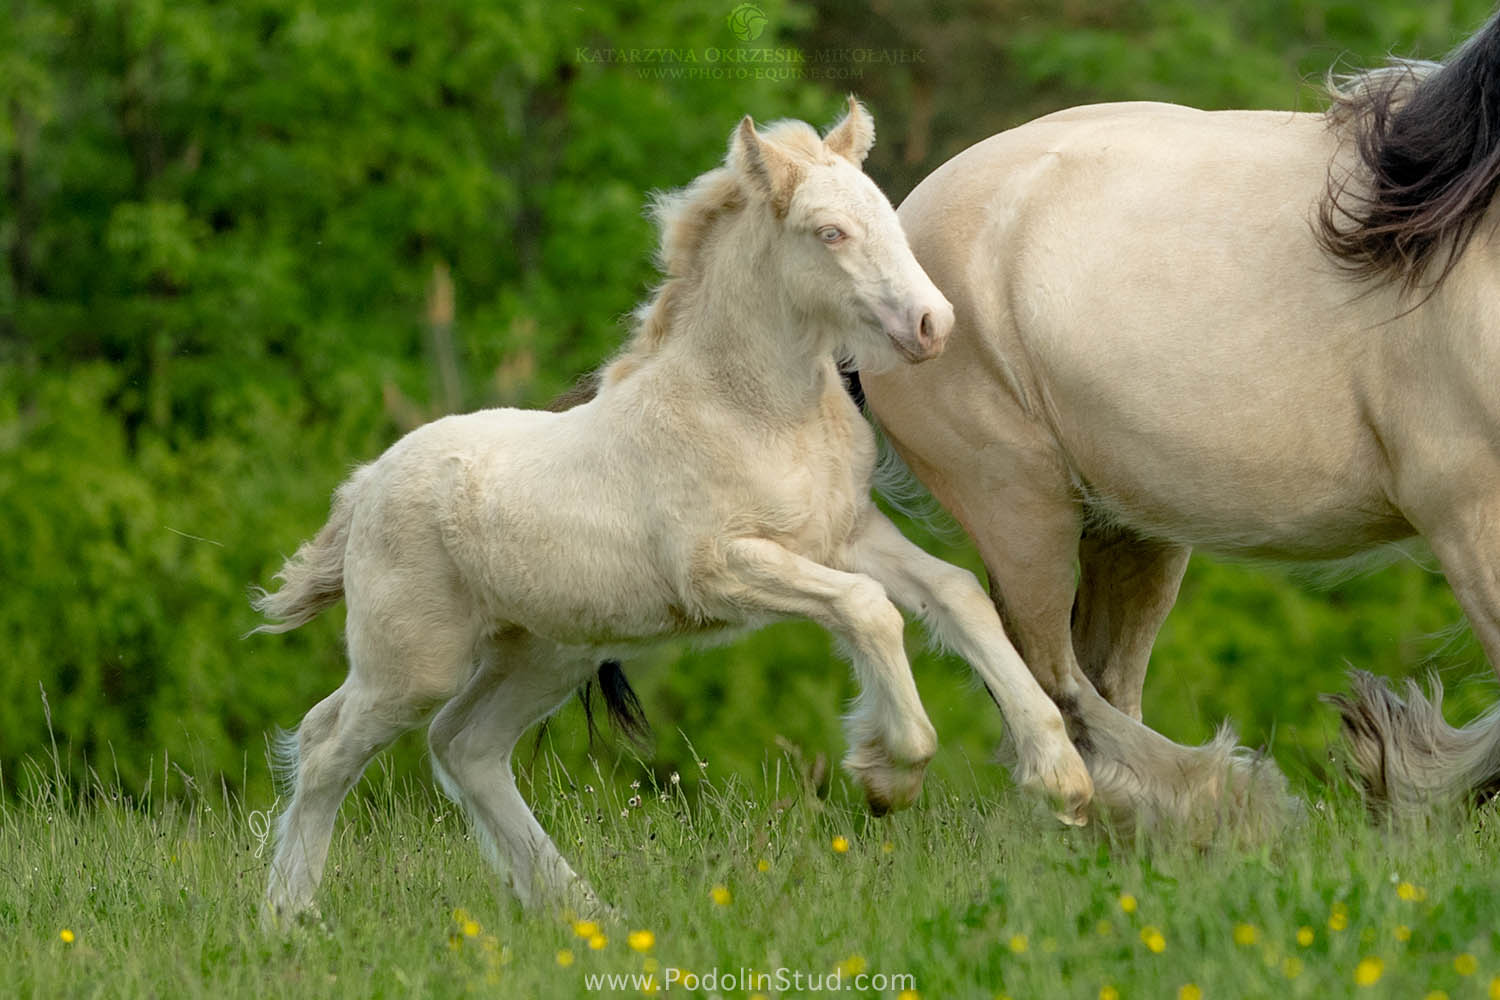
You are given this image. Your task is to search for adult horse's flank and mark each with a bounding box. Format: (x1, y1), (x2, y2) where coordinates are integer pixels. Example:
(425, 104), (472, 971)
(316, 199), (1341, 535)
(864, 13), (1500, 828)
(250, 100), (1092, 922)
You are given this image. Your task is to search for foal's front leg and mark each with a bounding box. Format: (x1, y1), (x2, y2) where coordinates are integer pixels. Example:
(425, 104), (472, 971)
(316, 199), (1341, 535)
(842, 512), (1094, 826)
(715, 537), (937, 813)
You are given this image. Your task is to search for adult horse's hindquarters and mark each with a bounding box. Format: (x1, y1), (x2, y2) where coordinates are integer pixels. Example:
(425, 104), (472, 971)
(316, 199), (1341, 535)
(864, 14), (1500, 829)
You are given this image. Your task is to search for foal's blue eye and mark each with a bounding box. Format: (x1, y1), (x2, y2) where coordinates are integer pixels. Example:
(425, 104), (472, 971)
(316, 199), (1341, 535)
(817, 226), (845, 244)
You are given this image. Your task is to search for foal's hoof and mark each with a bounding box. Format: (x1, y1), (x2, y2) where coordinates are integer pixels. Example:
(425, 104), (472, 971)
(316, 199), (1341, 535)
(843, 743), (931, 814)
(261, 900), (329, 935)
(547, 877), (622, 927)
(1015, 733), (1094, 827)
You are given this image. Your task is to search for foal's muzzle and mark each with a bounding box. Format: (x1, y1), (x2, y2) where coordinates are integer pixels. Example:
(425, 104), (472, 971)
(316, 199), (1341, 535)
(886, 299), (954, 362)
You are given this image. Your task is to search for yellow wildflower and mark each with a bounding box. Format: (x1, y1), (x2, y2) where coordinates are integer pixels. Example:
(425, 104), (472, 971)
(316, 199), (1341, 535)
(556, 949), (575, 967)
(1396, 881), (1427, 902)
(588, 933), (607, 951)
(1329, 907), (1349, 932)
(628, 930), (655, 952)
(1456, 953), (1479, 976)
(1119, 893), (1138, 914)
(1140, 926), (1166, 954)
(836, 955), (867, 977)
(572, 919), (600, 939)
(1179, 985), (1203, 1000)
(1234, 922), (1259, 946)
(832, 835), (850, 853)
(462, 919), (480, 938)
(1099, 987), (1119, 1000)
(1008, 934), (1028, 954)
(710, 885), (731, 906)
(1490, 977), (1500, 1000)
(756, 858), (770, 872)
(897, 991), (920, 1000)
(1354, 956), (1383, 987)
(59, 929), (75, 944)
(1283, 956), (1303, 980)
(1296, 926), (1315, 947)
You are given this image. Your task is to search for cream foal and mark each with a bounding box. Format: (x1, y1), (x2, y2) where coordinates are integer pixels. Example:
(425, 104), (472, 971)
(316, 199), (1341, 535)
(252, 100), (1091, 922)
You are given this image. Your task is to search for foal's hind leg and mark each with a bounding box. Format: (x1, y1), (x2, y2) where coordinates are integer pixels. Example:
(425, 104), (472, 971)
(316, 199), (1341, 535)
(265, 601), (476, 924)
(428, 636), (602, 914)
(1072, 527), (1190, 721)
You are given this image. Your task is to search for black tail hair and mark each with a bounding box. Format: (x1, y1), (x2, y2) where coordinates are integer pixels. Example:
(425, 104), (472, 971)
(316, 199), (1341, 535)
(580, 660), (652, 751)
(1319, 11), (1500, 294)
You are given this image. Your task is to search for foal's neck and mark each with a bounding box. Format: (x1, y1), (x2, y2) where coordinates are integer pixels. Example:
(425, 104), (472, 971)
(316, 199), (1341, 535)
(668, 209), (842, 425)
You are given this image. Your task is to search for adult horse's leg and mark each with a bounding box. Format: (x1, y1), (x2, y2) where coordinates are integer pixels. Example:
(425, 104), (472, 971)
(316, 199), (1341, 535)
(264, 593), (474, 924)
(842, 513), (1093, 824)
(1072, 527), (1191, 721)
(713, 537), (940, 815)
(1331, 505), (1500, 814)
(873, 431), (1293, 835)
(428, 634), (604, 914)
(975, 505), (1295, 837)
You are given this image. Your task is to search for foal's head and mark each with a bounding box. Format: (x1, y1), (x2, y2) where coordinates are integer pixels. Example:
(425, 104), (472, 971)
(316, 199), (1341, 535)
(730, 98), (954, 368)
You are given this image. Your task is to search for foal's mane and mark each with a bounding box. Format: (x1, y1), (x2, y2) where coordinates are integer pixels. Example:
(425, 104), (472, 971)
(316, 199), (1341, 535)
(619, 121), (827, 363)
(1317, 12), (1500, 294)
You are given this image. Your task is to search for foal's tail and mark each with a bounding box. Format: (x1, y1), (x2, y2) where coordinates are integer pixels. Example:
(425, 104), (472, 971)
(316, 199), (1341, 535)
(247, 466), (371, 636)
(1326, 670), (1500, 816)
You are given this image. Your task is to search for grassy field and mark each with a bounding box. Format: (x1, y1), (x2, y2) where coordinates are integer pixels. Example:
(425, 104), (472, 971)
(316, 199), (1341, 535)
(5, 738), (1500, 1000)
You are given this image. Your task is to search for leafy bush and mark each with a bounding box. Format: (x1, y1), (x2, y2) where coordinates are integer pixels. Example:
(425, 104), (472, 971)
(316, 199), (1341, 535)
(2, 0), (1492, 802)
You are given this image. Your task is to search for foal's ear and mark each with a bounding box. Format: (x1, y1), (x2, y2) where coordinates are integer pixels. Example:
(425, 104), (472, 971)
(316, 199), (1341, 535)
(730, 116), (800, 217)
(824, 95), (875, 166)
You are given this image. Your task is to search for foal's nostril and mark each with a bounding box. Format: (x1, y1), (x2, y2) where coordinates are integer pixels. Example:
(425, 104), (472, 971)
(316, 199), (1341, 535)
(918, 310), (934, 347)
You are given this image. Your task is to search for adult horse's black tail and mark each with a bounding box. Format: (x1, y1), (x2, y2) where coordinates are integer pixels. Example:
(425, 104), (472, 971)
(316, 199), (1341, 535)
(1318, 10), (1500, 293)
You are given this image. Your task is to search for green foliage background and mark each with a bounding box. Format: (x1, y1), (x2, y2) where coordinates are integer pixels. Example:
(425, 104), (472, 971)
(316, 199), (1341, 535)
(1, 0), (1493, 802)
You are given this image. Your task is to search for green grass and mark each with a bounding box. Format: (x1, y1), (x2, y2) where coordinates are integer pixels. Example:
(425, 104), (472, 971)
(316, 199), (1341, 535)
(5, 743), (1500, 1000)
